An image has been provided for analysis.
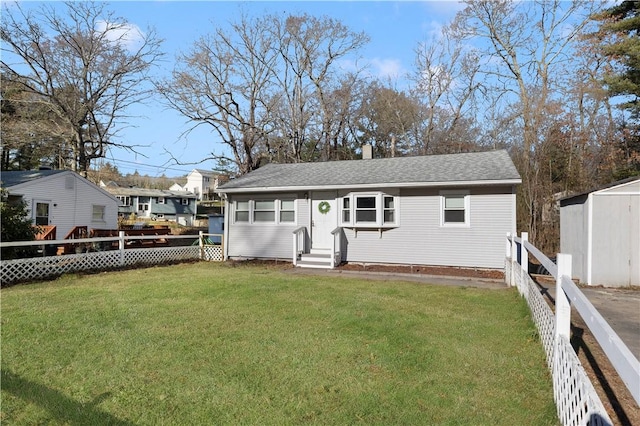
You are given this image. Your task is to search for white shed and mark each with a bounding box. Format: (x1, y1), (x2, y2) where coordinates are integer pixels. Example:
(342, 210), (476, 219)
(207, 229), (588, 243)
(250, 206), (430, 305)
(1, 170), (119, 240)
(560, 177), (640, 287)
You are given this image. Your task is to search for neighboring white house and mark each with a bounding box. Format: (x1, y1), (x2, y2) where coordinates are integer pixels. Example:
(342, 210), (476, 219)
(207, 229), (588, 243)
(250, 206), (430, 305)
(103, 185), (197, 226)
(560, 177), (640, 287)
(1, 170), (119, 239)
(183, 169), (228, 201)
(216, 150), (521, 270)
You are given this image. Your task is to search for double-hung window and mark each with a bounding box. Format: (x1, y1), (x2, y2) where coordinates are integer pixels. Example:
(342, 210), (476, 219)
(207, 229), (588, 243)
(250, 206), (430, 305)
(254, 200), (276, 222)
(340, 192), (398, 228)
(234, 198), (296, 224)
(341, 197), (351, 223)
(355, 196), (377, 224)
(441, 191), (469, 226)
(279, 200), (295, 223)
(92, 205), (106, 222)
(235, 201), (249, 222)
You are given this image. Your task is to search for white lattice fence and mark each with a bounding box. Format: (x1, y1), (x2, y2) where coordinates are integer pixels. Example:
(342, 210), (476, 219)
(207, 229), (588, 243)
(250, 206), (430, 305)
(554, 335), (612, 426)
(202, 245), (223, 262)
(0, 246), (202, 285)
(122, 246), (200, 267)
(506, 233), (613, 426)
(519, 273), (556, 365)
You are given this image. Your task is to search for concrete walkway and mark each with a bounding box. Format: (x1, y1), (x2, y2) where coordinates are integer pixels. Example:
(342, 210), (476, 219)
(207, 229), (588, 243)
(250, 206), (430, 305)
(285, 267), (508, 290)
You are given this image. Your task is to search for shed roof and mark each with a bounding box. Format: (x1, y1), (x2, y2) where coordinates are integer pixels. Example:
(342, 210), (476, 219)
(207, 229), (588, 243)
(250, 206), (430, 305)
(559, 176), (640, 203)
(217, 150), (521, 193)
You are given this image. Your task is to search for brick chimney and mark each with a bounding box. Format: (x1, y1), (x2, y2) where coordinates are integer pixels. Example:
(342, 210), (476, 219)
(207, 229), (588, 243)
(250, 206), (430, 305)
(362, 144), (373, 160)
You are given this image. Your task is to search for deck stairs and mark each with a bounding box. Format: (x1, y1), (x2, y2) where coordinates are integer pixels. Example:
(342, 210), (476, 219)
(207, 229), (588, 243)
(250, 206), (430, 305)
(297, 248), (334, 269)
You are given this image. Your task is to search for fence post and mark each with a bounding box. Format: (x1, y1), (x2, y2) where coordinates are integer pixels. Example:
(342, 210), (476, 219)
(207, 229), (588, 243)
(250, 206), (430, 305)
(511, 234), (518, 288)
(118, 231), (125, 266)
(520, 233), (528, 296)
(520, 232), (528, 275)
(199, 231), (204, 260)
(505, 233), (511, 286)
(555, 253), (572, 340)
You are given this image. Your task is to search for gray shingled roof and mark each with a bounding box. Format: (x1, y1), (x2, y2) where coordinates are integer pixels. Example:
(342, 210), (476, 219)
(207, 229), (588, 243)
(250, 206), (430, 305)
(105, 186), (197, 198)
(1, 170), (67, 188)
(217, 150), (521, 193)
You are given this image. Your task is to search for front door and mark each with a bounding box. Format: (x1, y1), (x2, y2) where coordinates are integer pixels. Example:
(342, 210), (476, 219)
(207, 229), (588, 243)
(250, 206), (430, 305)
(311, 191), (337, 250)
(33, 200), (52, 226)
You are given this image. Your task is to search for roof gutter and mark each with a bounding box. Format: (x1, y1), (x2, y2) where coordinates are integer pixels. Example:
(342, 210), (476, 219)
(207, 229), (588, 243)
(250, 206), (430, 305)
(215, 178), (522, 194)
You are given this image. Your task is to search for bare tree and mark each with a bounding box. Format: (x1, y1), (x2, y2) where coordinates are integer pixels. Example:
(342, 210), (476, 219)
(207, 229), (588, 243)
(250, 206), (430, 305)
(273, 14), (369, 162)
(158, 13), (280, 175)
(0, 73), (71, 170)
(451, 0), (600, 245)
(409, 24), (482, 155)
(160, 12), (368, 174)
(357, 81), (422, 158)
(1, 1), (162, 175)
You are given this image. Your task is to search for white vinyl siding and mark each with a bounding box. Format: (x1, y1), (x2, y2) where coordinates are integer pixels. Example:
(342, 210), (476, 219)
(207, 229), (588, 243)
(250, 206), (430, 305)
(10, 172), (118, 239)
(227, 192), (305, 259)
(225, 187), (516, 269)
(341, 187), (515, 269)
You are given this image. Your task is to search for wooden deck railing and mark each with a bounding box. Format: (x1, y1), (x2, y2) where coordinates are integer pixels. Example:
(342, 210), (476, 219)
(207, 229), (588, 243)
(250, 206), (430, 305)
(34, 225), (56, 241)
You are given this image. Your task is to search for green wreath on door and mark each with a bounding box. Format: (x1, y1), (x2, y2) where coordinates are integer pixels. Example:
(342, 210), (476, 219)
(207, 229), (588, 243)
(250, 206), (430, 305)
(318, 201), (331, 214)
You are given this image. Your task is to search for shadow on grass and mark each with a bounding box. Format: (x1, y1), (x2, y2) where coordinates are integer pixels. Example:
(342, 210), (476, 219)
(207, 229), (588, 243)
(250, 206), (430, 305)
(1, 369), (133, 425)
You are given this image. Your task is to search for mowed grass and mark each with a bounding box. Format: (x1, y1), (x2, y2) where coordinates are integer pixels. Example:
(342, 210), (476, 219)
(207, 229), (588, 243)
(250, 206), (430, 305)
(1, 262), (557, 425)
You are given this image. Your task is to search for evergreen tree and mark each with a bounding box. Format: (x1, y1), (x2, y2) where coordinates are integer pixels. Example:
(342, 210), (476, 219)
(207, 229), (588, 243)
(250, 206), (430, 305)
(594, 1), (640, 117)
(592, 1), (640, 178)
(1, 189), (39, 259)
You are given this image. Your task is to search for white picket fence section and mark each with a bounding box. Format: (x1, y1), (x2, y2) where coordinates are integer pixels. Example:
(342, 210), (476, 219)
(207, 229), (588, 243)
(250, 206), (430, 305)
(1, 232), (223, 285)
(507, 232), (640, 425)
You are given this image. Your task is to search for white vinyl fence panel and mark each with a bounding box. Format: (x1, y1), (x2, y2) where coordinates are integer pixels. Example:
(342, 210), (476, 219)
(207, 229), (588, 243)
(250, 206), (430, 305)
(1, 232), (223, 285)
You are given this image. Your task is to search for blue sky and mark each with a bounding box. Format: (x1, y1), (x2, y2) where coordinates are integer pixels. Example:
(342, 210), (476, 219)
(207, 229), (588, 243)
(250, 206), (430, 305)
(9, 1), (465, 177)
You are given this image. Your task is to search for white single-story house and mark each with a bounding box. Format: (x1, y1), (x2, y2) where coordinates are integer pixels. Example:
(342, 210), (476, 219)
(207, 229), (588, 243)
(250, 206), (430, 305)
(216, 150), (521, 270)
(560, 177), (640, 287)
(103, 186), (197, 226)
(1, 170), (119, 239)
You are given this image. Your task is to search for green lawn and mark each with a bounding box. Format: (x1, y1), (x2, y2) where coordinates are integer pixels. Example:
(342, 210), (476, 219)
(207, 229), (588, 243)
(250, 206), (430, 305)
(1, 262), (557, 425)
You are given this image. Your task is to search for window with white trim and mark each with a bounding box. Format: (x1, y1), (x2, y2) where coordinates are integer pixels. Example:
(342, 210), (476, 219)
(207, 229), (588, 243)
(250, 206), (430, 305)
(279, 200), (295, 222)
(341, 197), (350, 223)
(181, 198), (189, 205)
(235, 201), (249, 222)
(158, 197), (165, 204)
(340, 192), (398, 227)
(92, 205), (106, 222)
(233, 198), (296, 225)
(441, 191), (469, 226)
(116, 196), (131, 206)
(254, 200), (276, 222)
(355, 195), (377, 224)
